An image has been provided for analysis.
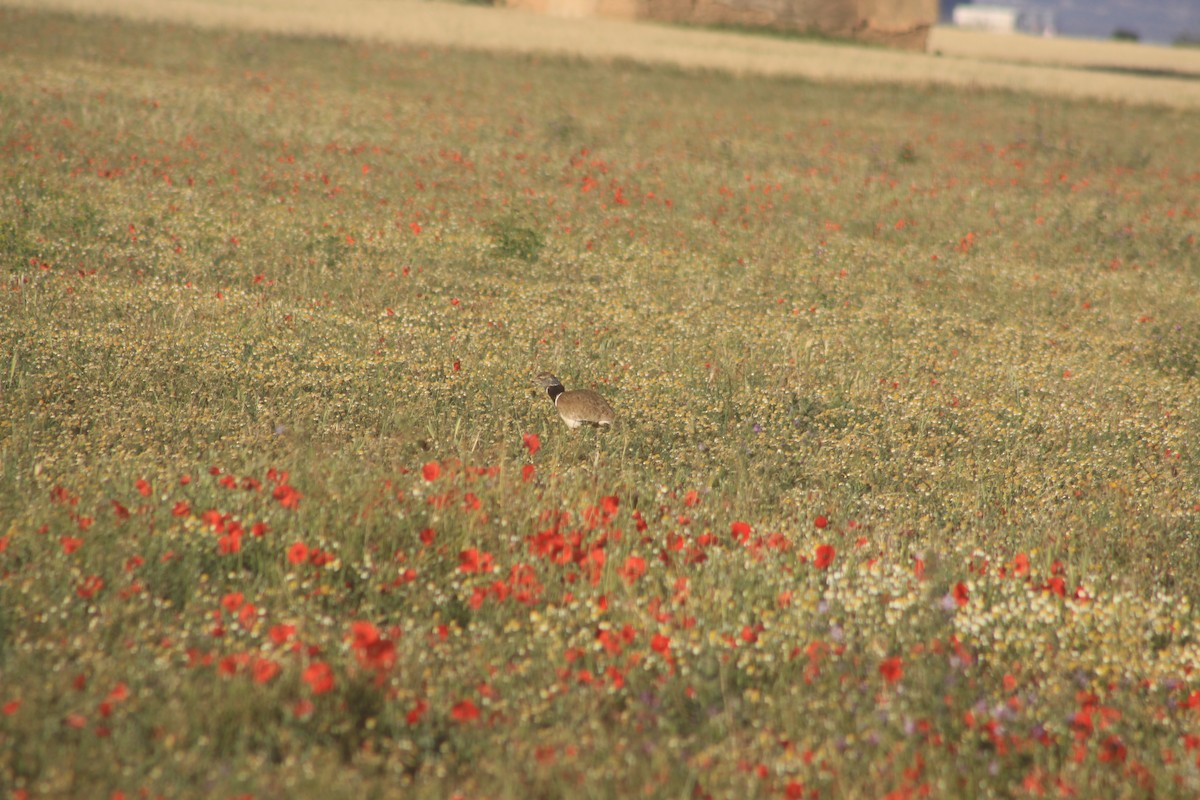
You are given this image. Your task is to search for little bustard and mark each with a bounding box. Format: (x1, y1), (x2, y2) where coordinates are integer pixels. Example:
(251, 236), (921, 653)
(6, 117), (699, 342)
(534, 372), (616, 429)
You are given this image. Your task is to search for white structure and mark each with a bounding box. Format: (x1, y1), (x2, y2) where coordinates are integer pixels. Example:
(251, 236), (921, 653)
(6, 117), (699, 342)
(952, 4), (1056, 36)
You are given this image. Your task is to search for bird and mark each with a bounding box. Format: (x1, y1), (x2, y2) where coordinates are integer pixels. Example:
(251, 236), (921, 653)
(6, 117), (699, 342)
(533, 372), (616, 429)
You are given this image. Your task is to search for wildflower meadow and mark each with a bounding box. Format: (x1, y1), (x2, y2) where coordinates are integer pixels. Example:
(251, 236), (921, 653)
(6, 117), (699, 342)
(2, 8), (1200, 798)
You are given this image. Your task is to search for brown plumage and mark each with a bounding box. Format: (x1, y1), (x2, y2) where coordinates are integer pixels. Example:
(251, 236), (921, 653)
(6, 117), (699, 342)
(533, 372), (616, 429)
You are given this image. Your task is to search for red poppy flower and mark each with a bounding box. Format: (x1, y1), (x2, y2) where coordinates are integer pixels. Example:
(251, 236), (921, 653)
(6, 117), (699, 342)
(217, 531), (242, 554)
(362, 638), (396, 671)
(731, 521), (751, 545)
(1042, 576), (1066, 597)
(252, 658), (281, 684)
(619, 555), (646, 585)
(76, 575), (104, 600)
(450, 699), (480, 722)
(458, 548), (494, 574)
(1098, 734), (1127, 764)
(135, 479), (152, 497)
(813, 544), (836, 570)
(406, 699), (429, 726)
(953, 581), (970, 607)
(272, 483), (301, 509)
(268, 624), (295, 645)
(523, 433), (540, 456)
(350, 620), (379, 647)
(302, 662), (334, 695)
(287, 542), (309, 565)
(814, 515), (829, 529)
(350, 621), (396, 671)
(422, 461), (441, 481)
(650, 633), (671, 655)
(879, 656), (903, 684)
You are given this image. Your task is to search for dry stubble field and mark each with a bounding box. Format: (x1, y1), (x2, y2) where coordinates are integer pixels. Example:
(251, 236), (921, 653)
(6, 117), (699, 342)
(10, 0), (1200, 108)
(2, 4), (1200, 799)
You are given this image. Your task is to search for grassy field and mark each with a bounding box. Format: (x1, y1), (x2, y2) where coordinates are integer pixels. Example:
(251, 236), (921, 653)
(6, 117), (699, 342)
(2, 7), (1200, 798)
(10, 0), (1200, 109)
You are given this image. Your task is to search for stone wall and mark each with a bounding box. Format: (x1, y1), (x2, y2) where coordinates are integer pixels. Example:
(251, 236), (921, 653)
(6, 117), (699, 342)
(505, 0), (937, 49)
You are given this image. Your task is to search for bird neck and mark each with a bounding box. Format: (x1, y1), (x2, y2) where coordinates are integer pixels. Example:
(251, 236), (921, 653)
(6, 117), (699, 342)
(546, 384), (565, 403)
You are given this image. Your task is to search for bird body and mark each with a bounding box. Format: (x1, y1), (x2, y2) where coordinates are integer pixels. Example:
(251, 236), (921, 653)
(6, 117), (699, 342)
(534, 372), (615, 429)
